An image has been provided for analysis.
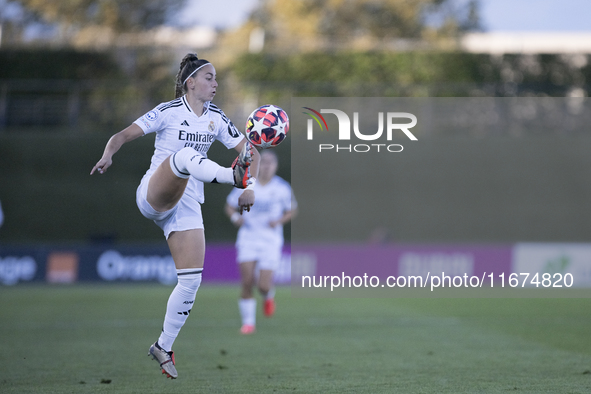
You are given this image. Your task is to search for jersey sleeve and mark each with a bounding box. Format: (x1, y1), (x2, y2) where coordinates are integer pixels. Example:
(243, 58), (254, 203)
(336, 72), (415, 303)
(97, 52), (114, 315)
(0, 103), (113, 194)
(214, 107), (245, 149)
(133, 104), (168, 135)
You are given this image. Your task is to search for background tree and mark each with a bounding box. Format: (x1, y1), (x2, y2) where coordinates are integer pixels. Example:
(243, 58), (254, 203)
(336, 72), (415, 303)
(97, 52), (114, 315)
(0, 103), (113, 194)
(3, 0), (186, 47)
(219, 0), (482, 54)
(12, 0), (185, 32)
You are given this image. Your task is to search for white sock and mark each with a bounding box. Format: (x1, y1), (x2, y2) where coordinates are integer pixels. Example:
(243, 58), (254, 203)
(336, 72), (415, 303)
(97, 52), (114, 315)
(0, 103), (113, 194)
(238, 298), (256, 326)
(171, 147), (233, 184)
(158, 268), (203, 352)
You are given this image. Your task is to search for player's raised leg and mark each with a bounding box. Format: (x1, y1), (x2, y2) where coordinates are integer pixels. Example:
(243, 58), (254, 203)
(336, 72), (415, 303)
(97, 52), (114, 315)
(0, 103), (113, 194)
(146, 143), (253, 213)
(146, 155), (190, 212)
(171, 142), (254, 188)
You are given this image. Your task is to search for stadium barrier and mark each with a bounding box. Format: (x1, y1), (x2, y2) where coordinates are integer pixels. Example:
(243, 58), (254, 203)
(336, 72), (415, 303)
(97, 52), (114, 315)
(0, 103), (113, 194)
(292, 244), (510, 282)
(0, 243), (290, 286)
(292, 243), (591, 289)
(1, 243), (590, 287)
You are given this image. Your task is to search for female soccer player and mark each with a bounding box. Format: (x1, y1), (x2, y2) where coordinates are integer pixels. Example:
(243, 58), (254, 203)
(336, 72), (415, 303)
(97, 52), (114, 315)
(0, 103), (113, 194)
(225, 150), (296, 334)
(91, 53), (260, 379)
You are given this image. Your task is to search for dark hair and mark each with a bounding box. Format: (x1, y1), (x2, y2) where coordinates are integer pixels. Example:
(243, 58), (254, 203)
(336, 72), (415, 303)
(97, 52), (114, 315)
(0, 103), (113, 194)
(174, 53), (210, 98)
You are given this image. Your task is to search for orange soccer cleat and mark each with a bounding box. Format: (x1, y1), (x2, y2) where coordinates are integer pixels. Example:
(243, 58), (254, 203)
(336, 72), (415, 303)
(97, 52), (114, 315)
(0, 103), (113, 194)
(148, 342), (177, 379)
(264, 298), (275, 317)
(240, 324), (256, 335)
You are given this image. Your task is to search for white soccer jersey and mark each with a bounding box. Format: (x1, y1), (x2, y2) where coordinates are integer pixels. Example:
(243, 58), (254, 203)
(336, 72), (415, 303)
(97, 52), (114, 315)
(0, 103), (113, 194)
(226, 176), (296, 248)
(134, 96), (244, 203)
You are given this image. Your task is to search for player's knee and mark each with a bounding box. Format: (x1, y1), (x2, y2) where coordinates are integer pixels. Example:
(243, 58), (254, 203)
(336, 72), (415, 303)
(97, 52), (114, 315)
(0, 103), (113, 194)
(177, 271), (202, 296)
(241, 273), (255, 286)
(242, 279), (254, 291)
(241, 280), (254, 294)
(170, 148), (194, 179)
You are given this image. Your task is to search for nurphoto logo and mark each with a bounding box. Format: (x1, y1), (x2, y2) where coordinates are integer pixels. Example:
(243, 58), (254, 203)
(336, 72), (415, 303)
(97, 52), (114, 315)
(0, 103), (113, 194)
(303, 107), (418, 153)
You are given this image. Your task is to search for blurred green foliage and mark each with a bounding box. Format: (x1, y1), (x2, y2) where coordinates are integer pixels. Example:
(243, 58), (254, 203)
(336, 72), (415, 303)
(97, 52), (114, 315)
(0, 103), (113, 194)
(11, 0), (186, 32)
(225, 0), (481, 54)
(0, 48), (179, 132)
(0, 49), (123, 79)
(232, 52), (590, 99)
(2, 48), (588, 133)
(1, 47), (590, 242)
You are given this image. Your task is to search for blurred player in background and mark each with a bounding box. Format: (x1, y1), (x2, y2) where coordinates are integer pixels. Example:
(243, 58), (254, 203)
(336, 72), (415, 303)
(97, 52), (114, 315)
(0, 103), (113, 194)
(225, 150), (296, 334)
(91, 53), (260, 379)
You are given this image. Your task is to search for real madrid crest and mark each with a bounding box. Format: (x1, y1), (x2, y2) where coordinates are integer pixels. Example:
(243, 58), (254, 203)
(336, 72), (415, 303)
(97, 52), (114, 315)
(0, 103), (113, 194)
(208, 121), (215, 132)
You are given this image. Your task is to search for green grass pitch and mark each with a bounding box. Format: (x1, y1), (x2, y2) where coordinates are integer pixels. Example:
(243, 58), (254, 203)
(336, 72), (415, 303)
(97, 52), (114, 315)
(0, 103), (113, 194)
(1, 284), (591, 393)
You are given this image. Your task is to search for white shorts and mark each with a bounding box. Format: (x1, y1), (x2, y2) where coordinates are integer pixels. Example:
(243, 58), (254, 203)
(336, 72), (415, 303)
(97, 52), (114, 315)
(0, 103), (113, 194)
(236, 241), (283, 271)
(136, 174), (204, 239)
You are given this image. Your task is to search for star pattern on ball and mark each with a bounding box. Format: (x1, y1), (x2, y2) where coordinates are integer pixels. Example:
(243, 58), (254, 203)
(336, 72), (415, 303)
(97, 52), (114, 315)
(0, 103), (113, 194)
(250, 116), (268, 136)
(245, 104), (289, 149)
(249, 116), (275, 148)
(263, 105), (282, 117)
(258, 137), (275, 149)
(276, 118), (287, 133)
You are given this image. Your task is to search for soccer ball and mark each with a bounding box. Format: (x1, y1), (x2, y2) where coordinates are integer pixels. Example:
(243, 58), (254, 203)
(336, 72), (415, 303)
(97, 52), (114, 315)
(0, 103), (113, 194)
(245, 104), (289, 149)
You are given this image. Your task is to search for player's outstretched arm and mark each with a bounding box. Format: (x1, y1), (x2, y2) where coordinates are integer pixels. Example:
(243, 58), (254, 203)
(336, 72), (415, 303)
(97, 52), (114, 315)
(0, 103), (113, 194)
(91, 124), (144, 175)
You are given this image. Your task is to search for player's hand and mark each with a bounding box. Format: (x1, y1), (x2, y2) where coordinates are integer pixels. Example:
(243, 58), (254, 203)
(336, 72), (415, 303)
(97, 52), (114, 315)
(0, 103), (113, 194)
(238, 190), (254, 212)
(90, 157), (112, 175)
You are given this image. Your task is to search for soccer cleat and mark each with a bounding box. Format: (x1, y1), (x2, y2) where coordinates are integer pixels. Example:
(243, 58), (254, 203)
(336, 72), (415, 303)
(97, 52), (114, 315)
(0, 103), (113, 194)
(148, 342), (178, 379)
(232, 141), (254, 188)
(264, 298), (275, 317)
(240, 324), (255, 335)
